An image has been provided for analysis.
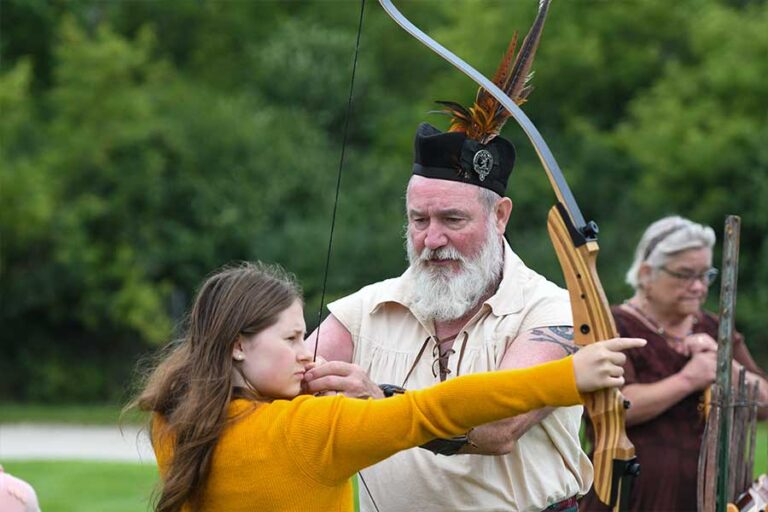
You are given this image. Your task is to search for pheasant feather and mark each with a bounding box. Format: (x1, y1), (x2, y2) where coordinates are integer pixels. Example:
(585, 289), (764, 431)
(438, 0), (552, 144)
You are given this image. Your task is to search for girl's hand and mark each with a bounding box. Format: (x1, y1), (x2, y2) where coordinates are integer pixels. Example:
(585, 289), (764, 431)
(301, 357), (338, 396)
(573, 338), (647, 393)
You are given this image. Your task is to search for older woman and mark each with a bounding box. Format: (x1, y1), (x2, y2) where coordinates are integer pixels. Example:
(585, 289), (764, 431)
(582, 215), (767, 512)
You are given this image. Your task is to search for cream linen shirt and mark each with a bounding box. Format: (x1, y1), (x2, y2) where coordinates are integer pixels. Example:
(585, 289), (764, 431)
(327, 240), (593, 512)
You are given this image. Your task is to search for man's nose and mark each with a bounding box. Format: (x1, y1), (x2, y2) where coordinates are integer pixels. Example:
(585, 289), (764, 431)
(424, 223), (447, 250)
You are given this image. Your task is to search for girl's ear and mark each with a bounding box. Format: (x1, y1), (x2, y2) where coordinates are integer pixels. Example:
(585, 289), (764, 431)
(232, 336), (246, 362)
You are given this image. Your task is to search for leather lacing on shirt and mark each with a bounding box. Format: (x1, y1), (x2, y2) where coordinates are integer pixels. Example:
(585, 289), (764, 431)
(400, 332), (470, 387)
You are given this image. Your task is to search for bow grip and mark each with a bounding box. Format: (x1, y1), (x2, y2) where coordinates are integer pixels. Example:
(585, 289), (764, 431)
(546, 203), (638, 511)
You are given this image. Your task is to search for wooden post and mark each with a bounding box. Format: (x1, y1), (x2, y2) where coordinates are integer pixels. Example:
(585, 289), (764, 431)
(698, 384), (720, 512)
(715, 215), (741, 512)
(729, 368), (747, 500)
(744, 381), (759, 494)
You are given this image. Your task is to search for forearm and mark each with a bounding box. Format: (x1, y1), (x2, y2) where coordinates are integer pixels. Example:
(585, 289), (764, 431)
(410, 358), (580, 437)
(458, 408), (553, 455)
(454, 325), (577, 455)
(623, 374), (695, 426)
(291, 357), (582, 483)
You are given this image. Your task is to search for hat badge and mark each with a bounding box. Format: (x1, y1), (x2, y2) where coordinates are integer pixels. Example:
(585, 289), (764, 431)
(472, 149), (493, 181)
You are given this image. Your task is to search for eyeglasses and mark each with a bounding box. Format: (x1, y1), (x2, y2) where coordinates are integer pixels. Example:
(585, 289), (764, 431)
(658, 266), (719, 285)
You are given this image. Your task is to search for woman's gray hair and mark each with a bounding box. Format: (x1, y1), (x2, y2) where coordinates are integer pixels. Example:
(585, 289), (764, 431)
(625, 215), (716, 290)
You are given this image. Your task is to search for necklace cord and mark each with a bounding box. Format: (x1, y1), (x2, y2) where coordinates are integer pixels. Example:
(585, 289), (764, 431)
(624, 301), (696, 344)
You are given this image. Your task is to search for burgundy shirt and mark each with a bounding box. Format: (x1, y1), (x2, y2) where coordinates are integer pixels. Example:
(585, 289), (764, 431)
(580, 305), (763, 512)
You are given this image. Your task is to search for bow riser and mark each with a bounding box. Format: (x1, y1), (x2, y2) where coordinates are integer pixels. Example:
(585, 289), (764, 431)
(547, 204), (637, 510)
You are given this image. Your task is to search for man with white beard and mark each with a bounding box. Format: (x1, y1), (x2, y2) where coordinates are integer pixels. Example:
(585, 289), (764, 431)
(303, 122), (597, 512)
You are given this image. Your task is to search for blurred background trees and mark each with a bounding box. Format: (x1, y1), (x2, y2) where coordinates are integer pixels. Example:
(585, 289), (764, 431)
(1, 0), (766, 402)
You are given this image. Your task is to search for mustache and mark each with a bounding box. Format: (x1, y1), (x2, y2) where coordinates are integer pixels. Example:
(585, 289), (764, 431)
(418, 245), (465, 263)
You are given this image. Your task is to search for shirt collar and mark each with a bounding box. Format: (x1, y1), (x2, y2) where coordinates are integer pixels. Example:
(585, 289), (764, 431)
(485, 239), (525, 315)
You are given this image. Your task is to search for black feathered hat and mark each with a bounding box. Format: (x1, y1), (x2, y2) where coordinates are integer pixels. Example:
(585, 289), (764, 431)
(412, 123), (515, 197)
(411, 0), (551, 197)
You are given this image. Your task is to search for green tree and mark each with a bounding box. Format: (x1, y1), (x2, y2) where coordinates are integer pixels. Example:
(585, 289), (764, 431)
(616, 1), (768, 351)
(2, 0), (766, 401)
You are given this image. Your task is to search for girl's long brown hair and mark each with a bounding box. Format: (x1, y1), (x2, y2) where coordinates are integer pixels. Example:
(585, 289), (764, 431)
(127, 262), (301, 512)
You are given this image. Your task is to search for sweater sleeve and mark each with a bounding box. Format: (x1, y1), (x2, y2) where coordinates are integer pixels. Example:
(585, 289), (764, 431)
(281, 356), (582, 485)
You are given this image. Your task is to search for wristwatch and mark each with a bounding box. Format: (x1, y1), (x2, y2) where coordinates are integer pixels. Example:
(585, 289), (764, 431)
(378, 384), (474, 455)
(378, 383), (406, 398)
(419, 431), (477, 456)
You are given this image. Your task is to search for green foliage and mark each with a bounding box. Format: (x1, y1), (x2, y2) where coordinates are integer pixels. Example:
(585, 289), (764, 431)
(1, 0), (766, 401)
(616, 1), (768, 345)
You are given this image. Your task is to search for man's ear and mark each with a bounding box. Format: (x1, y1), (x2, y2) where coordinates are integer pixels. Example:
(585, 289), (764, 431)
(495, 197), (513, 235)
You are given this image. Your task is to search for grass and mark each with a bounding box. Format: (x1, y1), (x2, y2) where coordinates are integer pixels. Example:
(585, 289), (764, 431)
(1, 451), (762, 512)
(1, 460), (362, 512)
(2, 460), (158, 512)
(0, 402), (145, 425)
(755, 422), (767, 477)
(0, 403), (764, 511)
(0, 399), (358, 510)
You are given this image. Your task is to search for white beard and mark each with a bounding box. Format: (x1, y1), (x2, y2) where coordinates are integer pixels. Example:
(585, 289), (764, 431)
(405, 218), (503, 322)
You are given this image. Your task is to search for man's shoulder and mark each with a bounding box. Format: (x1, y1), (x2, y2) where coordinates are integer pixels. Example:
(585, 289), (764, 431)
(329, 274), (408, 313)
(347, 274), (404, 300)
(501, 253), (568, 300)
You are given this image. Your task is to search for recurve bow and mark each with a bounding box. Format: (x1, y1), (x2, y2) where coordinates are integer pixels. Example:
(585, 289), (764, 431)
(377, 1), (639, 509)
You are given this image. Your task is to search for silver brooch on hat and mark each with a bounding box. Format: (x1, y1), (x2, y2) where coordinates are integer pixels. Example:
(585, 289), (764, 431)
(472, 149), (493, 181)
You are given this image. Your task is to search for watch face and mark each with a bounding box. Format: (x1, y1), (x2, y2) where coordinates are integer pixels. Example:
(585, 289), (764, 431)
(419, 436), (468, 456)
(379, 384), (406, 397)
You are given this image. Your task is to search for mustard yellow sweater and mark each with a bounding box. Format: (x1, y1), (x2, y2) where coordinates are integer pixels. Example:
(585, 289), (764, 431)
(153, 356), (582, 512)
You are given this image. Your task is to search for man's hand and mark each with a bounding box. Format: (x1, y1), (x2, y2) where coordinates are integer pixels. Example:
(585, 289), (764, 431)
(303, 361), (385, 399)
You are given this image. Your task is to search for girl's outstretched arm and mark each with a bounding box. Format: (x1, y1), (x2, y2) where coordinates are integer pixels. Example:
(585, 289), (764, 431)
(280, 337), (644, 485)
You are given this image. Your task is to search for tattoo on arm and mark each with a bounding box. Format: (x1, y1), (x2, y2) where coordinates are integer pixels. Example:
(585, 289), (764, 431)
(529, 326), (578, 356)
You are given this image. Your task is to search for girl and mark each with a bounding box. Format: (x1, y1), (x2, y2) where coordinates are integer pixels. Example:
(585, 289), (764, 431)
(131, 262), (643, 512)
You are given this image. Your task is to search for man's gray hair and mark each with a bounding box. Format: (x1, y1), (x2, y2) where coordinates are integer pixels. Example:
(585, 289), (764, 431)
(625, 215), (716, 290)
(405, 177), (502, 214)
(477, 187), (502, 214)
